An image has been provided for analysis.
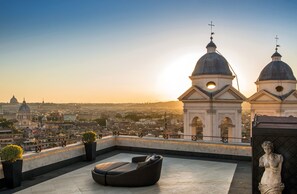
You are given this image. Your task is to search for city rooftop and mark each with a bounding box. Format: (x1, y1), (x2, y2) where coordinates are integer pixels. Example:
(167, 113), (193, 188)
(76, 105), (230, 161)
(0, 135), (252, 194)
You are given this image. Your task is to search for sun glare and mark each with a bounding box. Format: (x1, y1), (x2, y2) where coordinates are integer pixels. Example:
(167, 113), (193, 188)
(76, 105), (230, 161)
(156, 53), (198, 100)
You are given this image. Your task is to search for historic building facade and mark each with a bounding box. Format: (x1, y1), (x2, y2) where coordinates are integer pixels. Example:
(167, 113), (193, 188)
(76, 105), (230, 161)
(10, 95), (19, 104)
(179, 35), (246, 142)
(248, 46), (297, 123)
(16, 100), (32, 128)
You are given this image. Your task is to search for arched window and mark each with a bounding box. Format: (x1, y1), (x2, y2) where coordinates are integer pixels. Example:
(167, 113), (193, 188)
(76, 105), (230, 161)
(219, 117), (234, 142)
(191, 117), (203, 140)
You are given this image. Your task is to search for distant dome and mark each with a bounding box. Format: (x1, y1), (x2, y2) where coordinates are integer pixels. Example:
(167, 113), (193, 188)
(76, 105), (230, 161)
(192, 52), (232, 76)
(18, 100), (30, 113)
(258, 51), (296, 81)
(10, 95), (18, 104)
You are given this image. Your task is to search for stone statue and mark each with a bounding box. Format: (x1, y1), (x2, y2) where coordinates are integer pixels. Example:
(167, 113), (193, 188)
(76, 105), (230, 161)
(259, 141), (284, 194)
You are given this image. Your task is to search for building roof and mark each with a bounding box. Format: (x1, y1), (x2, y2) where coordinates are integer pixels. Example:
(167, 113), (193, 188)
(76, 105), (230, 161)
(255, 115), (297, 124)
(0, 147), (251, 193)
(18, 100), (31, 113)
(253, 115), (297, 130)
(258, 61), (296, 81)
(258, 50), (296, 81)
(10, 95), (18, 104)
(206, 40), (217, 49)
(192, 52), (232, 76)
(268, 89), (296, 101)
(271, 51), (282, 58)
(247, 89), (297, 103)
(178, 84), (246, 101)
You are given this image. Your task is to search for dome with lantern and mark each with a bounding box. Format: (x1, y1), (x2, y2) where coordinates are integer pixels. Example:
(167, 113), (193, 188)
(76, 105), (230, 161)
(192, 39), (232, 76)
(258, 50), (296, 81)
(18, 100), (31, 113)
(10, 95), (19, 104)
(254, 42), (297, 96)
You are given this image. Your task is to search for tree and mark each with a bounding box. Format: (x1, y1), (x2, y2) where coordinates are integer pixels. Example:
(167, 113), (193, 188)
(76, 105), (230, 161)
(94, 118), (106, 127)
(124, 113), (140, 122)
(0, 119), (15, 129)
(100, 113), (109, 120)
(115, 113), (122, 119)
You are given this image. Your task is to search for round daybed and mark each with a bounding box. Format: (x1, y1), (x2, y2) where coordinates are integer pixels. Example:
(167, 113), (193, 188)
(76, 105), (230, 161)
(92, 154), (163, 187)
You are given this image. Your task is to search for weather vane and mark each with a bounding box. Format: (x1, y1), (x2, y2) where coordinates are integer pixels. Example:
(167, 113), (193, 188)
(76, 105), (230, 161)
(275, 35), (280, 51)
(208, 21), (215, 40)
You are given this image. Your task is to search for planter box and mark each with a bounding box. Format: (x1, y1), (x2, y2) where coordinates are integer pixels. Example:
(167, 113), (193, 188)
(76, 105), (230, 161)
(2, 160), (23, 188)
(84, 142), (97, 161)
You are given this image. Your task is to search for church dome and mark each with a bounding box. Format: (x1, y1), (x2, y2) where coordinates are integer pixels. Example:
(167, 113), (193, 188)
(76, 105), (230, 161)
(18, 100), (30, 113)
(10, 95), (18, 104)
(258, 51), (296, 81)
(192, 40), (232, 76)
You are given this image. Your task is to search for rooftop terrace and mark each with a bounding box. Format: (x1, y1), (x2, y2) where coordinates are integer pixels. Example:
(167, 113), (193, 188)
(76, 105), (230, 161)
(0, 136), (252, 194)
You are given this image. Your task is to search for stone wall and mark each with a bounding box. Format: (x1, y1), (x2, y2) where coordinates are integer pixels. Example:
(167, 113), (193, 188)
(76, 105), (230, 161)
(116, 136), (251, 157)
(0, 137), (115, 179)
(0, 136), (251, 179)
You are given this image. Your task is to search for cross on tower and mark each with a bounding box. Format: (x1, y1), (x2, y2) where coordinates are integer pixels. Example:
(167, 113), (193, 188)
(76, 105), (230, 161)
(275, 35), (280, 51)
(208, 21), (215, 40)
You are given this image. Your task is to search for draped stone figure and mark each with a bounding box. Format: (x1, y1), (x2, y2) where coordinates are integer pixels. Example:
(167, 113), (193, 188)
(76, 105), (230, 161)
(259, 141), (284, 194)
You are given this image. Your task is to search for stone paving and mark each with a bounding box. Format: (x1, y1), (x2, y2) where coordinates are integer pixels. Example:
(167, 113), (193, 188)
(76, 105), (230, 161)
(3, 152), (251, 194)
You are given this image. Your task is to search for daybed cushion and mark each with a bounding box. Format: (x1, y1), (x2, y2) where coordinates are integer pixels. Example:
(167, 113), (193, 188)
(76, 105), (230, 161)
(107, 163), (138, 175)
(94, 162), (129, 174)
(137, 154), (160, 168)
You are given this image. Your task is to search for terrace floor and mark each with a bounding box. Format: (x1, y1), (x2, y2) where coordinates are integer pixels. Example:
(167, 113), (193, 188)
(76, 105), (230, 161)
(2, 150), (252, 194)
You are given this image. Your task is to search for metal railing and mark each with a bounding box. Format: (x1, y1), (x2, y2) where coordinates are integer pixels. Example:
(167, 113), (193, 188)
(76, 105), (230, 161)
(22, 133), (109, 153)
(112, 131), (251, 144)
(23, 137), (79, 152)
(19, 131), (250, 153)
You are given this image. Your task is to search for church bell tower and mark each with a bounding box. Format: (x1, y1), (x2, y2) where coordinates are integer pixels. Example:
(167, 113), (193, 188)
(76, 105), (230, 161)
(179, 22), (246, 142)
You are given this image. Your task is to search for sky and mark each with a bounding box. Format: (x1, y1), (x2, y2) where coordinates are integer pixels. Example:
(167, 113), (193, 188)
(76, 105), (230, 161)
(1, 0), (297, 103)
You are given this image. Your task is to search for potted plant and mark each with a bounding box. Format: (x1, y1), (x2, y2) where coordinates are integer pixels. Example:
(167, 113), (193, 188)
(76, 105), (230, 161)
(82, 131), (97, 161)
(0, 144), (23, 188)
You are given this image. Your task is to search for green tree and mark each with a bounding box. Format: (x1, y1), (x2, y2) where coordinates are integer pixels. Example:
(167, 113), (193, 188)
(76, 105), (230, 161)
(124, 113), (140, 122)
(94, 118), (106, 127)
(0, 119), (15, 129)
(115, 113), (122, 119)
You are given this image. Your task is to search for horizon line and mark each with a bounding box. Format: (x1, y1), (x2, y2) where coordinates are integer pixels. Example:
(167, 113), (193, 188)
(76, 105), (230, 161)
(0, 100), (182, 104)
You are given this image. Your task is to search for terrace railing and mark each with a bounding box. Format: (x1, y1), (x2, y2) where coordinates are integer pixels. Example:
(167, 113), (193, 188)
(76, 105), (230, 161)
(19, 131), (250, 154)
(112, 131), (251, 144)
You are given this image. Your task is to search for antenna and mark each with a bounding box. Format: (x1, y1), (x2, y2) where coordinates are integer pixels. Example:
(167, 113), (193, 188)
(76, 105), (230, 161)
(208, 21), (215, 40)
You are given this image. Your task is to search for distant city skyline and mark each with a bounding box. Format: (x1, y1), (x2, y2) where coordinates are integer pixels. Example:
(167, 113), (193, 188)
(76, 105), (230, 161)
(1, 0), (297, 103)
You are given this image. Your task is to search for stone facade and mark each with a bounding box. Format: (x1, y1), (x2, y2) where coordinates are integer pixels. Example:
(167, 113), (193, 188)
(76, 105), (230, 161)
(179, 38), (246, 142)
(248, 49), (297, 135)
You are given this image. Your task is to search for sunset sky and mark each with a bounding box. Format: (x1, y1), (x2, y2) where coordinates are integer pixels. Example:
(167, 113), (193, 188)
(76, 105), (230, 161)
(1, 0), (297, 103)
